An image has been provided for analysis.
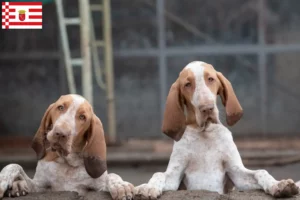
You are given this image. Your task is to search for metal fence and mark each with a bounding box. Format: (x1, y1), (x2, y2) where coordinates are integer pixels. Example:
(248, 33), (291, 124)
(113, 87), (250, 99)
(1, 0), (300, 138)
(112, 0), (300, 136)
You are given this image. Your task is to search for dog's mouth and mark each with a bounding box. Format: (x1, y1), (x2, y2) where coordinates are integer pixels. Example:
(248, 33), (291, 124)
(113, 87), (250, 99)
(48, 142), (70, 157)
(199, 116), (218, 130)
(45, 128), (71, 157)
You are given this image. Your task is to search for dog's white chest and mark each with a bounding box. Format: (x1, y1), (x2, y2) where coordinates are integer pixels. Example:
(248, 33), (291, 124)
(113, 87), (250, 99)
(181, 126), (229, 193)
(34, 158), (105, 193)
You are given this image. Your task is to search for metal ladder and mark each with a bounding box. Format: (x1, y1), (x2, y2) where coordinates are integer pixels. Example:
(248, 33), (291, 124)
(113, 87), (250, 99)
(55, 0), (117, 143)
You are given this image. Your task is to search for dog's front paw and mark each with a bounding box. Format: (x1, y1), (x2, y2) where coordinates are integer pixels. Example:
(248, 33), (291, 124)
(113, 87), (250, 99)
(0, 177), (28, 199)
(109, 180), (136, 200)
(0, 175), (11, 199)
(134, 184), (162, 200)
(270, 179), (299, 198)
(6, 180), (29, 198)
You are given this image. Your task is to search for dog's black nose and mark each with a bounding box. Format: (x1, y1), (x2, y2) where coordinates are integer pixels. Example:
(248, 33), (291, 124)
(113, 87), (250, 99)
(55, 132), (66, 138)
(53, 129), (70, 139)
(200, 104), (214, 114)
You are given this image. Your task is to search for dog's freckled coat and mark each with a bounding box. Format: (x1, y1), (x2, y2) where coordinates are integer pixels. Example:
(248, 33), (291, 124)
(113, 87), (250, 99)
(0, 94), (135, 200)
(135, 61), (299, 199)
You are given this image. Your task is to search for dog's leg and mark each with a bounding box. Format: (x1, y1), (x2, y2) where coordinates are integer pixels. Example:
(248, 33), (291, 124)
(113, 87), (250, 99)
(225, 143), (299, 198)
(0, 164), (38, 198)
(134, 142), (189, 200)
(134, 172), (166, 200)
(104, 172), (136, 200)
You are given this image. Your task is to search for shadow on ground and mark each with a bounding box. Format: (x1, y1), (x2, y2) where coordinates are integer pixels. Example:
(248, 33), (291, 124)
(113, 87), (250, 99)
(3, 190), (300, 200)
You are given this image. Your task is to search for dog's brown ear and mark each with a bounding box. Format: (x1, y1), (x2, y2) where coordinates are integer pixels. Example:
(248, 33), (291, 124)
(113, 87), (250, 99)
(83, 114), (107, 178)
(217, 72), (243, 126)
(162, 81), (186, 141)
(31, 103), (54, 160)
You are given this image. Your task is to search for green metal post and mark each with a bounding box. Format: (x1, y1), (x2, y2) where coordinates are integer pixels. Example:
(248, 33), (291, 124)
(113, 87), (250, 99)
(103, 0), (116, 143)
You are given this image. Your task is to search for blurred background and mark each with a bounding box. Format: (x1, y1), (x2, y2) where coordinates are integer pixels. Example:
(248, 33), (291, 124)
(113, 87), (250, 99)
(0, 0), (300, 186)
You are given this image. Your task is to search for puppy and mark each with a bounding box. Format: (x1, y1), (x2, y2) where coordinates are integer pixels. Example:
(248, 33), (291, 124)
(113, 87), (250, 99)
(134, 61), (299, 199)
(0, 94), (135, 200)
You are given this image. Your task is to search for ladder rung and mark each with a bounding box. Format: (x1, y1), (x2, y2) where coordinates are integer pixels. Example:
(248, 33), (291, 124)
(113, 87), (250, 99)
(90, 4), (103, 11)
(71, 58), (83, 66)
(64, 18), (81, 25)
(94, 40), (105, 47)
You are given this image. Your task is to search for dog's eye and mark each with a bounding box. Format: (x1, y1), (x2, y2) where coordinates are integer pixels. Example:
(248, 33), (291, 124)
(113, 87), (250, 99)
(57, 105), (64, 111)
(79, 115), (86, 121)
(208, 77), (214, 82)
(185, 82), (191, 88)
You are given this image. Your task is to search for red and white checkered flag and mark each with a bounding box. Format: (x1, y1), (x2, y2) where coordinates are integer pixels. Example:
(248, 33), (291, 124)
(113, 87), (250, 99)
(2, 1), (42, 29)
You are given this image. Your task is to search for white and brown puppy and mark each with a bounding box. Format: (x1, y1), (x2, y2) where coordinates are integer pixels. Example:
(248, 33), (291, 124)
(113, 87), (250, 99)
(0, 94), (135, 200)
(134, 61), (299, 199)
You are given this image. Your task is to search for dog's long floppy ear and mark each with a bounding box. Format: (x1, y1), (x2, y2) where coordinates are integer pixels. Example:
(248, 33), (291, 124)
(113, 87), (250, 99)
(162, 81), (186, 141)
(217, 72), (243, 126)
(83, 114), (107, 179)
(31, 103), (54, 160)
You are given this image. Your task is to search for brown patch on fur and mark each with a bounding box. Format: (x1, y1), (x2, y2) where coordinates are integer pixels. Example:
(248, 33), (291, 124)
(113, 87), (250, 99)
(162, 82), (186, 141)
(203, 64), (243, 126)
(179, 69), (197, 127)
(162, 68), (199, 141)
(83, 115), (107, 178)
(83, 156), (107, 179)
(43, 151), (59, 162)
(72, 102), (94, 152)
(31, 103), (55, 160)
(217, 72), (243, 126)
(203, 65), (221, 96)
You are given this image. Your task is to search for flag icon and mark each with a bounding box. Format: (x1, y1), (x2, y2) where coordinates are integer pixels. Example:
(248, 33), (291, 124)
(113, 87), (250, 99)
(18, 10), (26, 21)
(2, 1), (43, 29)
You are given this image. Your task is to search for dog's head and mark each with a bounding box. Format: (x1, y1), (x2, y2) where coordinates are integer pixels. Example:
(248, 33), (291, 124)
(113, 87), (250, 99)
(162, 61), (243, 141)
(31, 94), (107, 178)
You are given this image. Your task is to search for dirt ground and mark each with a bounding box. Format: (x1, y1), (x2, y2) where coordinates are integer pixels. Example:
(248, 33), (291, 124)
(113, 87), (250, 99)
(3, 190), (300, 200)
